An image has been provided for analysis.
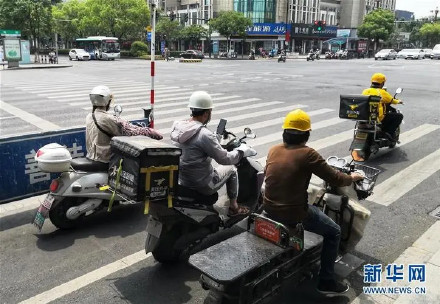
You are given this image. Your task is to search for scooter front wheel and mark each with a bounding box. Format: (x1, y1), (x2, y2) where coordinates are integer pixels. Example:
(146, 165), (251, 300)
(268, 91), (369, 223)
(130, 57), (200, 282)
(49, 197), (85, 229)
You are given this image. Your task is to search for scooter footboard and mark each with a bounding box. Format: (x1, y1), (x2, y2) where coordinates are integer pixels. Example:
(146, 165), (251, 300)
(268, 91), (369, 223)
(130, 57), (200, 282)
(189, 231), (323, 304)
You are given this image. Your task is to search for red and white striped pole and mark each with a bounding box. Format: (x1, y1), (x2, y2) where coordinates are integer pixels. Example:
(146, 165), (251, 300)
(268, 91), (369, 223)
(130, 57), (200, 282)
(150, 1), (157, 128)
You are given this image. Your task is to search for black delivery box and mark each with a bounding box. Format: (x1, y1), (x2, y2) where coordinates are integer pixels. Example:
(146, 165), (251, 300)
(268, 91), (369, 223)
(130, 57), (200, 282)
(109, 136), (181, 202)
(339, 94), (381, 121)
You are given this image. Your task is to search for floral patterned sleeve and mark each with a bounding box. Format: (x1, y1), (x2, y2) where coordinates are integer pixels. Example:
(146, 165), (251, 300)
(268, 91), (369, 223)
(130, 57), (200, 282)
(116, 118), (163, 140)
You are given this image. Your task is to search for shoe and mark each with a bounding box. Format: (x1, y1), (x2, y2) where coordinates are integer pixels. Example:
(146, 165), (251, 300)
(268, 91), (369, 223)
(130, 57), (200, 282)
(227, 205), (250, 217)
(316, 279), (349, 295)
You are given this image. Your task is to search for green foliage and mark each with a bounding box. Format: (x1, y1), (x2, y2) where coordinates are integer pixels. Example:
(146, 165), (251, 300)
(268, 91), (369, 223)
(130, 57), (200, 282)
(156, 19), (182, 43)
(130, 41), (149, 56)
(180, 25), (207, 42)
(358, 9), (395, 43)
(0, 0), (53, 43)
(419, 22), (440, 47)
(209, 11), (252, 40)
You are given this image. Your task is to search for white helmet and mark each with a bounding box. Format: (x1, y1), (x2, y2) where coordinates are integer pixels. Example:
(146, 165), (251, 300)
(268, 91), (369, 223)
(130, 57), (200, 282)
(188, 91), (214, 110)
(89, 85), (112, 107)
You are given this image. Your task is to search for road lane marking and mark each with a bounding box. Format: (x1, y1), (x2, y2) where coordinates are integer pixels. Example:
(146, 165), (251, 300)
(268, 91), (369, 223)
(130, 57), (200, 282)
(30, 82), (151, 93)
(252, 117), (347, 148)
(156, 104), (307, 134)
(307, 124), (440, 193)
(151, 98), (261, 116)
(227, 108), (335, 134)
(19, 251), (151, 304)
(50, 86), (177, 100)
(153, 101), (283, 126)
(369, 148), (440, 206)
(0, 100), (59, 132)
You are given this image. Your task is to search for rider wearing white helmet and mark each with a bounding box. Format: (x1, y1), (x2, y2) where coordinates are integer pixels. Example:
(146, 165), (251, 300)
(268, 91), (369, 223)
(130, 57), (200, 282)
(170, 91), (256, 216)
(86, 85), (163, 163)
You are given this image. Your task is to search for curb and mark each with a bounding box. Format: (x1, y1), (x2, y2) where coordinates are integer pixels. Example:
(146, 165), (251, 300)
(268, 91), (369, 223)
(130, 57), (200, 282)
(2, 64), (73, 70)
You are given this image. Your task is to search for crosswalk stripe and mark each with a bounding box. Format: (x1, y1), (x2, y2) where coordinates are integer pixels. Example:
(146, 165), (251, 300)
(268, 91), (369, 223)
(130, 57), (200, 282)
(227, 108), (335, 134)
(46, 86), (176, 98)
(369, 148), (440, 206)
(309, 124), (440, 185)
(127, 98), (261, 115)
(120, 95), (239, 109)
(252, 117), (347, 148)
(30, 82), (151, 94)
(80, 89), (195, 109)
(156, 104), (307, 134)
(153, 101), (283, 126)
(256, 130), (353, 165)
(8, 80), (137, 90)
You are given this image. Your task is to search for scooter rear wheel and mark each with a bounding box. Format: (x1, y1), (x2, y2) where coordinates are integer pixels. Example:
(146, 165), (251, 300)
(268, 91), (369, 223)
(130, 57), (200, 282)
(49, 197), (85, 229)
(152, 226), (182, 263)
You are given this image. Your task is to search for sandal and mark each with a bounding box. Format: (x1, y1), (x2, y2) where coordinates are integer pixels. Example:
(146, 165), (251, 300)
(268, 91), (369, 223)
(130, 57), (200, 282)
(227, 205), (250, 217)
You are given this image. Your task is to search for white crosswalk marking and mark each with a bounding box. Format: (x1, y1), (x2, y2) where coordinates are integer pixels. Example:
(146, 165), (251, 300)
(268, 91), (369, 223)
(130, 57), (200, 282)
(47, 86), (177, 99)
(157, 104), (307, 134)
(309, 124), (440, 185)
(369, 148), (440, 206)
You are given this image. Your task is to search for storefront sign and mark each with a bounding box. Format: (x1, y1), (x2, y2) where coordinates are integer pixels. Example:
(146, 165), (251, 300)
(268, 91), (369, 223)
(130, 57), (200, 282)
(246, 23), (291, 36)
(0, 29), (21, 37)
(337, 29), (351, 37)
(19, 40), (31, 64)
(291, 23), (337, 38)
(4, 38), (21, 61)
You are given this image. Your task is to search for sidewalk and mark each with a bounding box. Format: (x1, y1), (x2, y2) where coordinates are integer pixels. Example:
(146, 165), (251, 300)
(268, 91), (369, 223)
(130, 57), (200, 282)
(1, 62), (72, 70)
(352, 221), (440, 304)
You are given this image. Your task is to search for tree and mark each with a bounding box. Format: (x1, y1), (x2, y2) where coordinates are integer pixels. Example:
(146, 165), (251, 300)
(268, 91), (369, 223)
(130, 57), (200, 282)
(52, 0), (85, 48)
(180, 25), (207, 48)
(0, 0), (54, 52)
(156, 18), (181, 47)
(358, 9), (395, 51)
(78, 0), (149, 41)
(419, 22), (440, 47)
(209, 11), (252, 52)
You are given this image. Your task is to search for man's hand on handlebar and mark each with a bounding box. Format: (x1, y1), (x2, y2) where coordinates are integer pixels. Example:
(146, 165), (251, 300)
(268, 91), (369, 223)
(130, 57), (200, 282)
(236, 143), (257, 157)
(351, 172), (364, 182)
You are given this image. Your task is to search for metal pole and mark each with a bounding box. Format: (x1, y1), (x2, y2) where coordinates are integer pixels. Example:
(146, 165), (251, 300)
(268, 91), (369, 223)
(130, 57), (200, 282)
(55, 32), (58, 64)
(150, 1), (156, 128)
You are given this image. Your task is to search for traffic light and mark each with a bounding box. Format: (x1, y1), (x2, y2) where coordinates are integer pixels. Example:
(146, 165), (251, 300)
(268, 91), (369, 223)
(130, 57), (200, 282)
(170, 12), (176, 21)
(156, 10), (160, 20)
(313, 20), (326, 31)
(184, 13), (189, 22)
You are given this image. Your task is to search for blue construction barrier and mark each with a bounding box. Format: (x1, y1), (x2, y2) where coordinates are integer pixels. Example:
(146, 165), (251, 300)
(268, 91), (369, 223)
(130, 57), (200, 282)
(0, 118), (149, 204)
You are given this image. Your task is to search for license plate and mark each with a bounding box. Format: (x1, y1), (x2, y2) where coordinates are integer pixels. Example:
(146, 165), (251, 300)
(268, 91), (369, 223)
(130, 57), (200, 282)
(146, 217), (162, 238)
(254, 218), (281, 244)
(355, 132), (368, 140)
(33, 194), (55, 231)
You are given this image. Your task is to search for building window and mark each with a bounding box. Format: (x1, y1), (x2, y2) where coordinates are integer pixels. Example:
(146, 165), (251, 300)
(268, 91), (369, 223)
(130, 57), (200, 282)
(233, 0), (276, 23)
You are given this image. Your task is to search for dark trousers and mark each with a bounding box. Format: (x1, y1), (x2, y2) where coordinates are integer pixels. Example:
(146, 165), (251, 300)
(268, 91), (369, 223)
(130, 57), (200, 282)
(269, 205), (341, 280)
(381, 112), (403, 136)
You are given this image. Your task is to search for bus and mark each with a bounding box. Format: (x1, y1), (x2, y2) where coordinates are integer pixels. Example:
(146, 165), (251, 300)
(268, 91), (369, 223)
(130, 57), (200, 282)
(75, 36), (120, 60)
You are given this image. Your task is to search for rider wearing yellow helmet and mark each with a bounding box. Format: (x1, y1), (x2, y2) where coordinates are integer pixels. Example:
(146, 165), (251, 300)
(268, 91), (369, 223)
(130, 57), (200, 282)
(362, 73), (403, 138)
(263, 109), (363, 295)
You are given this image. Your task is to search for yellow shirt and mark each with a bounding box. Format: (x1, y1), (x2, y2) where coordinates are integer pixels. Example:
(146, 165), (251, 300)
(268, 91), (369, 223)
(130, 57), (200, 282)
(362, 87), (400, 121)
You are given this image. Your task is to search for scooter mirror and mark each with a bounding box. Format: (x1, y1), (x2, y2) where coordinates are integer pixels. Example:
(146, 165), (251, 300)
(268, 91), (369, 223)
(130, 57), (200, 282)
(244, 127), (256, 139)
(395, 87), (403, 94)
(114, 105), (123, 117)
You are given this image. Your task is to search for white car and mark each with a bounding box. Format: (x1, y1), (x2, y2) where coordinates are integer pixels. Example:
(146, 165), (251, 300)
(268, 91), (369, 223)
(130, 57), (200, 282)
(397, 49), (412, 59)
(431, 44), (440, 59)
(69, 49), (90, 61)
(423, 49), (433, 58)
(404, 49), (425, 60)
(375, 49), (397, 60)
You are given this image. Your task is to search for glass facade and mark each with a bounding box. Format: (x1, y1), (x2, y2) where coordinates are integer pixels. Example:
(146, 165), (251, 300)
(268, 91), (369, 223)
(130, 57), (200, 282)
(233, 0), (276, 23)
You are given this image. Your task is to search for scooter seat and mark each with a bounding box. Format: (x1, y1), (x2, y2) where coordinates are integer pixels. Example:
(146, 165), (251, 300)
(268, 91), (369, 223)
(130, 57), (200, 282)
(176, 186), (218, 205)
(71, 158), (108, 172)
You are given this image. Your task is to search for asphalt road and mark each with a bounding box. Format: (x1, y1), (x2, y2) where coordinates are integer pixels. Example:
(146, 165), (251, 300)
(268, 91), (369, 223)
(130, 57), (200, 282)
(0, 56), (439, 304)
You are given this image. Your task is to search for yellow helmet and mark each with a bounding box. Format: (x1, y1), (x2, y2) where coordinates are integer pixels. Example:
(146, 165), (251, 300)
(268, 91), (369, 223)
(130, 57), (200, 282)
(282, 109), (311, 132)
(371, 73), (386, 84)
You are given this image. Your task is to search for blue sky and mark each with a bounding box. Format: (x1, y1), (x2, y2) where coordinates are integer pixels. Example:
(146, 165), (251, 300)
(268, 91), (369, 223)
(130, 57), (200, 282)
(396, 0), (440, 18)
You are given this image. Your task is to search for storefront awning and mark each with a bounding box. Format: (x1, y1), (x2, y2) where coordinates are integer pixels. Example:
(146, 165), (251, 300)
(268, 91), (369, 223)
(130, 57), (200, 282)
(323, 37), (357, 45)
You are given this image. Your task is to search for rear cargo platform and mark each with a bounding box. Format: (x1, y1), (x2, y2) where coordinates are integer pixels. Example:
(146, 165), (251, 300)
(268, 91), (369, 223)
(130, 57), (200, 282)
(189, 230), (323, 283)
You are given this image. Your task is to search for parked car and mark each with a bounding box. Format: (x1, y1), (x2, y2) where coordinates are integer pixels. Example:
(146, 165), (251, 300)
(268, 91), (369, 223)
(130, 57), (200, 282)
(423, 49), (433, 58)
(68, 49), (90, 61)
(397, 49), (412, 59)
(179, 50), (204, 59)
(375, 49), (397, 60)
(431, 44), (440, 59)
(404, 49), (425, 60)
